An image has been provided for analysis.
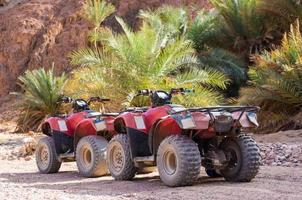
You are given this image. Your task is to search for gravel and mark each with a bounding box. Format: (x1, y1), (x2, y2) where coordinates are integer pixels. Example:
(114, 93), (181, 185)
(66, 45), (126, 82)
(259, 143), (302, 167)
(0, 133), (302, 199)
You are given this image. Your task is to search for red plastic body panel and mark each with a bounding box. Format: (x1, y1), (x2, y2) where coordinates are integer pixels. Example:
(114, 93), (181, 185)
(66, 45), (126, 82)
(74, 116), (116, 138)
(65, 112), (87, 136)
(74, 118), (96, 138)
(155, 116), (182, 136)
(43, 111), (116, 138)
(114, 105), (173, 134)
(115, 112), (147, 133)
(190, 112), (210, 129)
(43, 117), (67, 133)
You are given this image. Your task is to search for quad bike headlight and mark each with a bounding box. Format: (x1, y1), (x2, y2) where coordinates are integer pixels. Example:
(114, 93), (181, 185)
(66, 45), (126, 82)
(213, 113), (233, 133)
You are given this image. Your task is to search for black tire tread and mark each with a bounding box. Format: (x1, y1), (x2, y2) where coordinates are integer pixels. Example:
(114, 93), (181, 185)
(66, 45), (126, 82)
(76, 135), (108, 177)
(157, 135), (201, 187)
(107, 134), (137, 180)
(36, 136), (62, 174)
(222, 134), (261, 182)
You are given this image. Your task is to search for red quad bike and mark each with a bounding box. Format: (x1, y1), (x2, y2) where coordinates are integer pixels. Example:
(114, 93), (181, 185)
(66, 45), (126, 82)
(35, 97), (119, 177)
(107, 89), (261, 187)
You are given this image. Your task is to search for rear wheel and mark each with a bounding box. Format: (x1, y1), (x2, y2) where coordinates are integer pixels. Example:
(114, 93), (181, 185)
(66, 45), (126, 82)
(107, 134), (137, 180)
(157, 135), (201, 187)
(220, 134), (260, 182)
(36, 137), (62, 173)
(76, 135), (108, 177)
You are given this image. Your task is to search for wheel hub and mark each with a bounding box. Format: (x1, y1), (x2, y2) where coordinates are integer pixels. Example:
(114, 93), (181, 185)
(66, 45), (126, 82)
(163, 149), (177, 175)
(39, 145), (49, 167)
(82, 146), (92, 167)
(111, 145), (124, 172)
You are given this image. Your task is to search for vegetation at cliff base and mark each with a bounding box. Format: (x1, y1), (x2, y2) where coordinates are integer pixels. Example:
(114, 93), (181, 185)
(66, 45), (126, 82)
(15, 67), (67, 132)
(15, 0), (302, 132)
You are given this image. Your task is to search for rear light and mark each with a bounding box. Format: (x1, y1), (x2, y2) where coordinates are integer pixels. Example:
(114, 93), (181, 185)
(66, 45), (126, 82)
(213, 114), (233, 133)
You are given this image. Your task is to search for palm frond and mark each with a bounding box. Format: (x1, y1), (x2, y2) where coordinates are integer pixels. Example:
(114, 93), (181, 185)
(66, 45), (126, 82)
(175, 68), (228, 89)
(70, 47), (105, 67)
(15, 67), (67, 131)
(239, 21), (302, 130)
(82, 0), (115, 28)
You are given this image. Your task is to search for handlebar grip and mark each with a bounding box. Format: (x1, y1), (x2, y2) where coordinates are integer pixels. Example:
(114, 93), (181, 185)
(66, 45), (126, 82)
(88, 97), (110, 103)
(137, 89), (151, 96)
(170, 88), (194, 95)
(184, 89), (195, 93)
(58, 97), (72, 103)
(100, 98), (110, 102)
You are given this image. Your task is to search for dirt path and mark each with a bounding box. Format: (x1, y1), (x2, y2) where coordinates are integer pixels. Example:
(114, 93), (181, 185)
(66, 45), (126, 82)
(0, 159), (301, 200)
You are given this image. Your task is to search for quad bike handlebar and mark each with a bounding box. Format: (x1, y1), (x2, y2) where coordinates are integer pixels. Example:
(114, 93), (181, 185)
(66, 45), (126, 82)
(87, 97), (110, 105)
(137, 88), (194, 96)
(58, 96), (110, 105)
(58, 97), (73, 103)
(170, 88), (194, 95)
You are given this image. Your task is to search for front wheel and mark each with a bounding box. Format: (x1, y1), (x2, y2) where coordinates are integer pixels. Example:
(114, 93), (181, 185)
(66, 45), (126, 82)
(220, 134), (261, 182)
(36, 137), (62, 173)
(76, 135), (108, 177)
(157, 135), (201, 187)
(107, 134), (137, 180)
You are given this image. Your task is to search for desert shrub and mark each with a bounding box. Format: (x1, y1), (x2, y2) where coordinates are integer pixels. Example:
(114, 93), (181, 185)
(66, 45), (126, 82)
(15, 67), (67, 132)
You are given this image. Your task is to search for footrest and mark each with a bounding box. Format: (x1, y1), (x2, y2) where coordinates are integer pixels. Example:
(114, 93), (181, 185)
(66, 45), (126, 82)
(133, 156), (154, 162)
(59, 152), (75, 159)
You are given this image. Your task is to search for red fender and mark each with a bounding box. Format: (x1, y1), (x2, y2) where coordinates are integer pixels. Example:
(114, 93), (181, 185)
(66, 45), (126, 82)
(42, 117), (69, 135)
(151, 116), (182, 154)
(74, 116), (117, 146)
(114, 112), (147, 134)
(74, 119), (97, 138)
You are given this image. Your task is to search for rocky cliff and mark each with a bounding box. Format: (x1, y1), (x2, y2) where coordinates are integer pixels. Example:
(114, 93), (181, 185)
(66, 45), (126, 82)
(0, 0), (210, 96)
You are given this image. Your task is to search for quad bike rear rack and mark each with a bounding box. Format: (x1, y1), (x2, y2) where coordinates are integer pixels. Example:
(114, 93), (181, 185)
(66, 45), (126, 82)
(171, 106), (260, 122)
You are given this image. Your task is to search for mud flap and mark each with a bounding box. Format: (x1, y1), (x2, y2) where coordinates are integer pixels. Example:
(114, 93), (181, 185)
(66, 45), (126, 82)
(127, 128), (151, 158)
(52, 130), (74, 154)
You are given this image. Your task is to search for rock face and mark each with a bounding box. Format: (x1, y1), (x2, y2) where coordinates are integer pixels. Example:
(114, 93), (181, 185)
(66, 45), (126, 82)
(0, 0), (210, 97)
(0, 0), (90, 96)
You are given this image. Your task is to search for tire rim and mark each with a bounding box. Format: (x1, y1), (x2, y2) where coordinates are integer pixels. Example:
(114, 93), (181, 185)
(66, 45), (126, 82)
(162, 149), (177, 175)
(110, 143), (124, 173)
(38, 144), (50, 169)
(81, 144), (92, 168)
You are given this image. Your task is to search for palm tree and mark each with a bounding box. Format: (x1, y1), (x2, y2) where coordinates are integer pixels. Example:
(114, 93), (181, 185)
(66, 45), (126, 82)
(188, 9), (247, 97)
(189, 0), (277, 59)
(82, 0), (115, 47)
(239, 21), (302, 131)
(258, 0), (302, 30)
(15, 67), (67, 131)
(70, 6), (228, 107)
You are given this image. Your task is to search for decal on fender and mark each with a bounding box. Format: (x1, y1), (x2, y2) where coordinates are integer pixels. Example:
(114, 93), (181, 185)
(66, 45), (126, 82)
(181, 117), (196, 129)
(134, 116), (146, 129)
(58, 120), (68, 132)
(95, 120), (107, 131)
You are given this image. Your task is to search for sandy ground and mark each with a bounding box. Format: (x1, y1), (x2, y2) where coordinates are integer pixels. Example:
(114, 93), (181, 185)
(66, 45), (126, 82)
(0, 132), (302, 200)
(1, 99), (302, 200)
(0, 159), (301, 200)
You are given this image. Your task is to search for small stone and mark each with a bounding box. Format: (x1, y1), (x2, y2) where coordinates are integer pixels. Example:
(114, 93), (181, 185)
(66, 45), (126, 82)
(24, 156), (31, 161)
